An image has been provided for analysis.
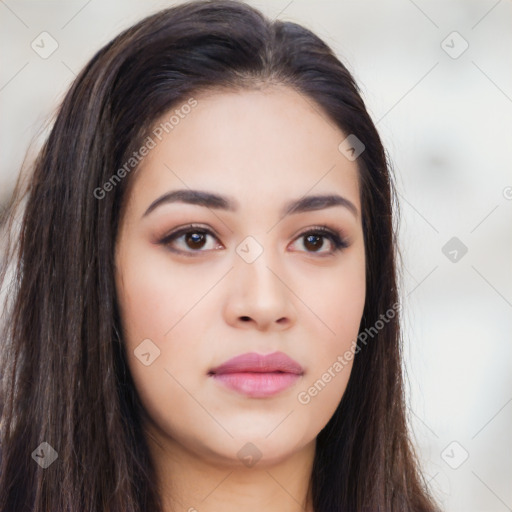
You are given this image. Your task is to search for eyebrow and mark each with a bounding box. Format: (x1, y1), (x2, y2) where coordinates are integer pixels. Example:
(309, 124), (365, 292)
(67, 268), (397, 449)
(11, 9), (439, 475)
(142, 189), (359, 219)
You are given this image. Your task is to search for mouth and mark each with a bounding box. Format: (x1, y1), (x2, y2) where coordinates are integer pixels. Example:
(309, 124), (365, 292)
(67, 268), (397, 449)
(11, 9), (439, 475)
(208, 351), (304, 398)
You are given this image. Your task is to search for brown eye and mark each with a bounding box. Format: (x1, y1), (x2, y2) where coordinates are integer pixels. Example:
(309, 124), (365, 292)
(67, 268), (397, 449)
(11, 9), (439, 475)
(159, 225), (223, 255)
(303, 233), (327, 252)
(184, 231), (208, 250)
(290, 226), (349, 256)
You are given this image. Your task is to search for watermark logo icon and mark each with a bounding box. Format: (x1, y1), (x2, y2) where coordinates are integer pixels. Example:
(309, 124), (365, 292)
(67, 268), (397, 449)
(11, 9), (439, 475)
(237, 442), (262, 467)
(442, 236), (468, 263)
(236, 236), (264, 264)
(441, 440), (469, 469)
(31, 32), (59, 59)
(338, 134), (365, 161)
(441, 31), (469, 59)
(32, 442), (58, 468)
(134, 338), (161, 366)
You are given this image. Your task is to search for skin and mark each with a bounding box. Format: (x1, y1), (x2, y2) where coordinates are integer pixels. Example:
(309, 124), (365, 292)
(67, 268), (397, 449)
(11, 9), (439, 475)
(115, 84), (366, 512)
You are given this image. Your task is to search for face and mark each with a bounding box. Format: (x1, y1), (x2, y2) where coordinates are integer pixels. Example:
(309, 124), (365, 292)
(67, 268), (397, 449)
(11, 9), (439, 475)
(115, 85), (366, 468)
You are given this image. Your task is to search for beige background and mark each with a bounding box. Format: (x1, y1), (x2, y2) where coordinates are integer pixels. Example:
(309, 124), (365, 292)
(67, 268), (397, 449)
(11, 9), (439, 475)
(1, 1), (511, 511)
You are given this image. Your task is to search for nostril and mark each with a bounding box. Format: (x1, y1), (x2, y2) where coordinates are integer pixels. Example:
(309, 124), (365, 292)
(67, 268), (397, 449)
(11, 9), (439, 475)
(240, 316), (251, 322)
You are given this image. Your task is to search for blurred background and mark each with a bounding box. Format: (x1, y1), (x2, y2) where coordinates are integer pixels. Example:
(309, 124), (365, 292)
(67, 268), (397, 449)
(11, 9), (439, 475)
(1, 1), (511, 510)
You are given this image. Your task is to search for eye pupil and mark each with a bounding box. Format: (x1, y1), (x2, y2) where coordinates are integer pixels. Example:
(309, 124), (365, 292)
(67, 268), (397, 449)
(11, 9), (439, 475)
(186, 232), (206, 249)
(304, 234), (323, 252)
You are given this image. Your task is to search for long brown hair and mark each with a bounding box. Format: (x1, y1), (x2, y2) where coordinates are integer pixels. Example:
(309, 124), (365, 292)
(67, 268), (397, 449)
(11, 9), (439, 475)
(0, 1), (441, 510)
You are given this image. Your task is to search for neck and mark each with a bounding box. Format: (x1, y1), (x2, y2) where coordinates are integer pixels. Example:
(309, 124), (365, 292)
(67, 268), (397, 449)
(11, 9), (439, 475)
(145, 424), (316, 512)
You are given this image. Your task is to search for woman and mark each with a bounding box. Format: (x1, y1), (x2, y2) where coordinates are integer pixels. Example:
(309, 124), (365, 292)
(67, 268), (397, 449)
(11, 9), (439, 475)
(0, 1), (441, 511)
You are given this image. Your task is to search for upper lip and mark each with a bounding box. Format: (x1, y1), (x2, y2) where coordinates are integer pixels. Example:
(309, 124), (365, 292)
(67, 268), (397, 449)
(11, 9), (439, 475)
(209, 351), (303, 375)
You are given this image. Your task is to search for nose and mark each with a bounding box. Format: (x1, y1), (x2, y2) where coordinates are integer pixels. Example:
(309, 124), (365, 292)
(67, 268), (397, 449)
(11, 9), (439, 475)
(223, 245), (297, 331)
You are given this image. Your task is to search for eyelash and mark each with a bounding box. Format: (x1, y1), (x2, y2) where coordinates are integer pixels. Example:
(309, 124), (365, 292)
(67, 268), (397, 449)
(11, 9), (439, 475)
(157, 223), (349, 257)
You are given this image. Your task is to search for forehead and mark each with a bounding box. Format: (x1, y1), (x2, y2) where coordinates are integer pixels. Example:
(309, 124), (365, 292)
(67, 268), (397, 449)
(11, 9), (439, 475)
(126, 85), (361, 214)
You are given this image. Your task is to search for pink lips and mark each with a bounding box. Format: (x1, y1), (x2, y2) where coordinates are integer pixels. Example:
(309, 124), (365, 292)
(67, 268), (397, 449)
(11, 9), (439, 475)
(208, 351), (303, 398)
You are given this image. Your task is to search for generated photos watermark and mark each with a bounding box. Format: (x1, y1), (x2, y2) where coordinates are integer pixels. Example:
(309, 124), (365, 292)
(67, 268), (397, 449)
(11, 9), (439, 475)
(297, 301), (400, 405)
(93, 97), (198, 200)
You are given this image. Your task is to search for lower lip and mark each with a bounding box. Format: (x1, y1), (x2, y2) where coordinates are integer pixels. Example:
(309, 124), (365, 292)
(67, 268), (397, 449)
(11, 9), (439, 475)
(210, 372), (301, 398)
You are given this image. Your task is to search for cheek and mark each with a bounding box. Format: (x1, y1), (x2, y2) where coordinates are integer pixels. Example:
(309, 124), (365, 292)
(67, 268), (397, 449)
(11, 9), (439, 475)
(115, 241), (213, 345)
(115, 243), (216, 432)
(116, 253), (208, 444)
(295, 246), (366, 345)
(292, 249), (365, 424)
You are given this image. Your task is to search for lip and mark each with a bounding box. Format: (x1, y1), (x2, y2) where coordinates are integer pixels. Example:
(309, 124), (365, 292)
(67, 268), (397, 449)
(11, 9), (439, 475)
(208, 351), (304, 398)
